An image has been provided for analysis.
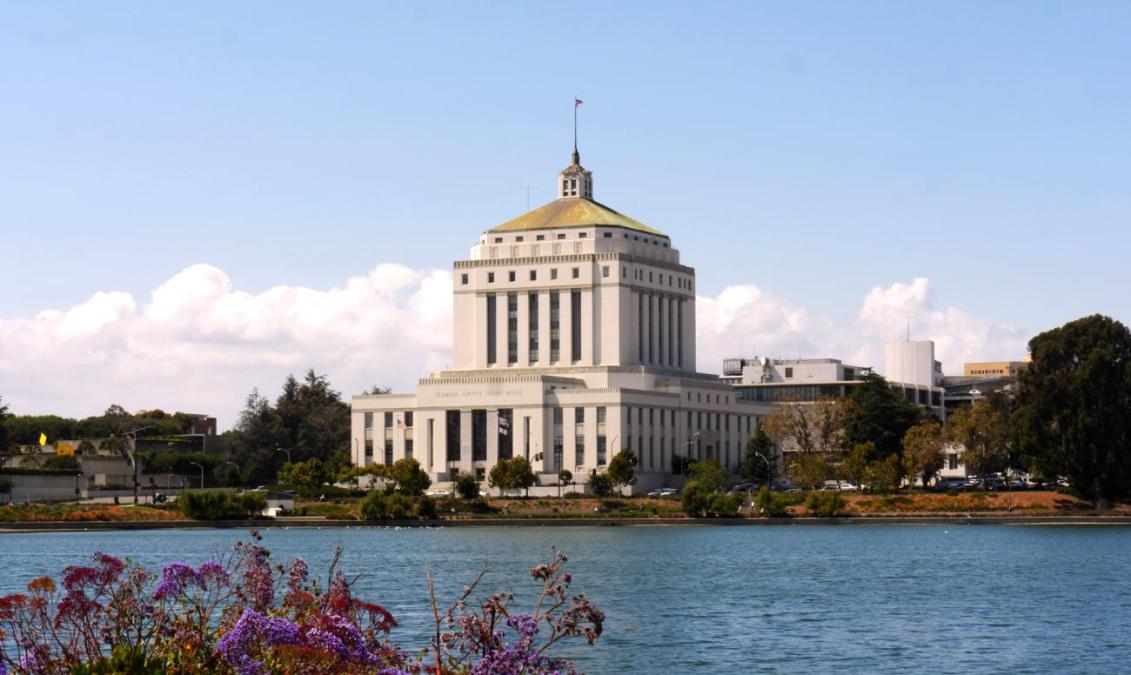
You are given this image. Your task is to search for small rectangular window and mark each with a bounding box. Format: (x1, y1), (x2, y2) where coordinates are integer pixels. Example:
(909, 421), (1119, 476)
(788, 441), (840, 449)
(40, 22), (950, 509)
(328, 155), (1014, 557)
(536, 235), (545, 241)
(529, 270), (537, 281)
(384, 412), (393, 428)
(461, 274), (468, 285)
(557, 233), (566, 240)
(603, 232), (612, 238)
(551, 268), (558, 280)
(516, 236), (524, 242)
(601, 266), (610, 278)
(785, 367), (793, 378)
(579, 232), (588, 239)
(508, 271), (516, 282)
(487, 272), (495, 283)
(572, 267), (580, 279)
(494, 237), (503, 243)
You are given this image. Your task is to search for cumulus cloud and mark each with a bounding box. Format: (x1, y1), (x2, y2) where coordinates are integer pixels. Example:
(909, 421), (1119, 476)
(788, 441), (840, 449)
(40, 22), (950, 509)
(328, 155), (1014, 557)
(0, 263), (452, 429)
(696, 277), (1031, 376)
(0, 263), (1028, 429)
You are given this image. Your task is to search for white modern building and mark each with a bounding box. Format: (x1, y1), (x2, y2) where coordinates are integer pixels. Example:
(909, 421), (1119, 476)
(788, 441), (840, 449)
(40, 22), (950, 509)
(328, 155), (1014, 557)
(721, 356), (871, 403)
(884, 340), (945, 417)
(350, 147), (773, 492)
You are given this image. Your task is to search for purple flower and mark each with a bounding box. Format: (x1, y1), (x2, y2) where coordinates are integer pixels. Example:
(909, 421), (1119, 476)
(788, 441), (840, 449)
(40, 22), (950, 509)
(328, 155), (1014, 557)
(198, 560), (230, 589)
(154, 562), (202, 600)
(215, 609), (302, 675)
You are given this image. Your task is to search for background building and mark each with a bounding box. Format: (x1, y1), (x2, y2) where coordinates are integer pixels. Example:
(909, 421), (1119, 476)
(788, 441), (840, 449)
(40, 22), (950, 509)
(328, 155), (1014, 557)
(351, 148), (773, 492)
(722, 356), (870, 403)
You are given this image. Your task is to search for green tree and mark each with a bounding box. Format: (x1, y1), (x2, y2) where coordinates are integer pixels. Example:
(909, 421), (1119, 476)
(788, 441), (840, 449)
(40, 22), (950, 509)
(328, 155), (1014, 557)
(739, 425), (776, 485)
(947, 397), (1010, 479)
(606, 450), (637, 494)
(487, 457), (533, 496)
(840, 442), (874, 488)
(844, 373), (922, 460)
(788, 453), (830, 491)
(688, 458), (729, 494)
(866, 454), (904, 493)
(903, 419), (945, 487)
(588, 472), (613, 497)
(557, 469), (573, 498)
(277, 458), (331, 490)
(0, 395), (8, 452)
(386, 457), (431, 496)
(454, 472), (480, 500)
(1015, 314), (1131, 507)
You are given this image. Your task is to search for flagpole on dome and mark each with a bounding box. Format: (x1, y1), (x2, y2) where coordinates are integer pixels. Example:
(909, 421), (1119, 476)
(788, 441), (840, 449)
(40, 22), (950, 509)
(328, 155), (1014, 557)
(573, 96), (583, 165)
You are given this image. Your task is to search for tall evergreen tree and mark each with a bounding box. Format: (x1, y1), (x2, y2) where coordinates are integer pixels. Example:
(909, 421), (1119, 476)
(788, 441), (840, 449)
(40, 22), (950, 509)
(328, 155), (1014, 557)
(844, 374), (922, 460)
(1015, 314), (1131, 507)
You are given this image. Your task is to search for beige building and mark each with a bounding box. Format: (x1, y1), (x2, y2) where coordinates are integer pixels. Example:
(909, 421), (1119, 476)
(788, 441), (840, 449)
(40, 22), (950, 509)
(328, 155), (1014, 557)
(962, 361), (1029, 378)
(350, 148), (772, 491)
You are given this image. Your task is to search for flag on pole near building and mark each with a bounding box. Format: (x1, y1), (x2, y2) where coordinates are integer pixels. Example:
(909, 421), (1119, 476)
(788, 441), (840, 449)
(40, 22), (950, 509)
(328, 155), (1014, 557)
(396, 417), (405, 430)
(498, 415), (510, 436)
(574, 97), (583, 107)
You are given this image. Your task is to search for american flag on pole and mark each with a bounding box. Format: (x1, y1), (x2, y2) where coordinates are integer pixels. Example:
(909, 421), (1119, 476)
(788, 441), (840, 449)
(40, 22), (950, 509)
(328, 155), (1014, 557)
(574, 97), (583, 107)
(396, 417), (405, 430)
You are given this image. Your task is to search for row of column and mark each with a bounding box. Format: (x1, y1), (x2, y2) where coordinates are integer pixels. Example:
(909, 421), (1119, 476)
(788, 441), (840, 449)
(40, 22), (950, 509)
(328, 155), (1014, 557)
(486, 289), (593, 366)
(634, 292), (689, 369)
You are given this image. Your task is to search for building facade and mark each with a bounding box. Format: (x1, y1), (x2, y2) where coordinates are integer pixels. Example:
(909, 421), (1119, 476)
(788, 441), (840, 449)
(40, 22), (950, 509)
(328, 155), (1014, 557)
(721, 356), (870, 403)
(350, 149), (773, 491)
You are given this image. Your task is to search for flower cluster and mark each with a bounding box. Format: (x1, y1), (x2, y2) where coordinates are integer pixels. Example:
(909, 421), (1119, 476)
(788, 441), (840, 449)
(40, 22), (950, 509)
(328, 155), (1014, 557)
(0, 534), (603, 674)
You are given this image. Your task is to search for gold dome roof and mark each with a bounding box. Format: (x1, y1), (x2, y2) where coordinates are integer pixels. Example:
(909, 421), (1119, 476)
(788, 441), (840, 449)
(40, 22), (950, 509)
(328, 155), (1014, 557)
(488, 197), (665, 237)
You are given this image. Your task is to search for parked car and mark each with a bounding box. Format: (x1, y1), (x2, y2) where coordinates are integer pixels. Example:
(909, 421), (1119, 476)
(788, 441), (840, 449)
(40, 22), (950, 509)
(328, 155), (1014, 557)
(837, 482), (860, 492)
(727, 483), (757, 495)
(936, 479), (967, 492)
(770, 480), (799, 492)
(426, 489), (452, 498)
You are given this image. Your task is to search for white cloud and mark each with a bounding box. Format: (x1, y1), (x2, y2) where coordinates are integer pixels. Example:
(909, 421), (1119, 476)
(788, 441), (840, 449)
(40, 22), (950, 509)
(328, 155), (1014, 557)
(0, 263), (452, 429)
(695, 276), (1031, 376)
(0, 264), (1028, 430)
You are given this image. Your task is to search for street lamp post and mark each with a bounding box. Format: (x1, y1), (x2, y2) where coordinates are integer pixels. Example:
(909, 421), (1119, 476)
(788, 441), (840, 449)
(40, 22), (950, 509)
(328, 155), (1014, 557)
(122, 426), (152, 505)
(275, 446), (292, 463)
(189, 462), (204, 490)
(681, 433), (701, 475)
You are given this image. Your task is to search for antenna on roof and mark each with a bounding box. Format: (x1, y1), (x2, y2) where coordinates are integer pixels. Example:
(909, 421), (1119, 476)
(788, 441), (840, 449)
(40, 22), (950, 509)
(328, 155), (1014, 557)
(906, 312), (912, 341)
(522, 185), (533, 211)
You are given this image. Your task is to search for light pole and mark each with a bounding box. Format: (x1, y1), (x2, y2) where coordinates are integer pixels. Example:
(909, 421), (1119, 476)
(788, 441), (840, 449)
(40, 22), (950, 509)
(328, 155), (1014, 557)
(189, 462), (204, 490)
(274, 446), (292, 464)
(122, 425), (152, 505)
(222, 461), (239, 487)
(753, 451), (774, 488)
(681, 432), (701, 475)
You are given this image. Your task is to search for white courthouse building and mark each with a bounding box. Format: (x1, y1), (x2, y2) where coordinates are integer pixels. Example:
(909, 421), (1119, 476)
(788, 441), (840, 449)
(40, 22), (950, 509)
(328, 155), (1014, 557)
(350, 148), (772, 492)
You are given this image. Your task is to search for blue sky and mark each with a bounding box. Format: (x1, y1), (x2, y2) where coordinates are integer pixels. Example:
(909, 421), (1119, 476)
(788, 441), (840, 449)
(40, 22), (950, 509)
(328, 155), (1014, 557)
(1, 2), (1129, 421)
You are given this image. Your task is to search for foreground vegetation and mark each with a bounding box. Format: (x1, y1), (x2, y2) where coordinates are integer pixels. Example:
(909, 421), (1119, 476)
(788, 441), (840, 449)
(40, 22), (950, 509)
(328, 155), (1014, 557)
(0, 533), (604, 673)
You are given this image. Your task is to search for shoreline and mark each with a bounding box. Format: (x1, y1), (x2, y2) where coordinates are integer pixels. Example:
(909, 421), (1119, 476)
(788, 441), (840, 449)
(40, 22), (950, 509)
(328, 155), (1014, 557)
(3, 513), (1131, 532)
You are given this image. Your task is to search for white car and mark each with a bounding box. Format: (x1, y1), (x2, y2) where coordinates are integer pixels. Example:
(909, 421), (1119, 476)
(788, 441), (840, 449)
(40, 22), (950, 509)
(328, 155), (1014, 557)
(426, 489), (452, 498)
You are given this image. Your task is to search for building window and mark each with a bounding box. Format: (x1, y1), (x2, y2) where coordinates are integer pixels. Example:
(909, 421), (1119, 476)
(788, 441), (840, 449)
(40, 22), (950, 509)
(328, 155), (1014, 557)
(557, 233), (566, 240)
(364, 412), (373, 429)
(494, 237), (503, 243)
(948, 453), (959, 470)
(604, 232), (612, 238)
(552, 408), (564, 471)
(597, 435), (607, 466)
(571, 290), (582, 362)
(472, 410), (487, 461)
(575, 433), (585, 467)
(460, 274), (468, 285)
(384, 440), (394, 466)
(579, 232), (588, 238)
(507, 292), (518, 364)
(486, 294), (497, 365)
(498, 408), (513, 459)
(528, 293), (539, 362)
(508, 270), (516, 282)
(405, 411), (414, 427)
(602, 266), (609, 278)
(404, 438), (413, 460)
(384, 412), (393, 428)
(550, 268), (558, 280)
(785, 367), (793, 378)
(529, 270), (537, 281)
(550, 291), (561, 361)
(446, 411), (461, 462)
(487, 272), (495, 283)
(597, 406), (606, 424)
(364, 438), (373, 462)
(571, 267), (579, 279)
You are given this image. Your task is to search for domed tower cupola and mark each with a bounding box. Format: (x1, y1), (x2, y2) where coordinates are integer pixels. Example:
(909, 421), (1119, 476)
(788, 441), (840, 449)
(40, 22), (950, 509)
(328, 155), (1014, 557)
(558, 152), (593, 199)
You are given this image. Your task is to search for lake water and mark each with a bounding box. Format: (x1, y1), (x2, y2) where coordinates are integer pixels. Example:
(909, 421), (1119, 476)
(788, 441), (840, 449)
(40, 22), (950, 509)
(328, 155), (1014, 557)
(1, 524), (1129, 673)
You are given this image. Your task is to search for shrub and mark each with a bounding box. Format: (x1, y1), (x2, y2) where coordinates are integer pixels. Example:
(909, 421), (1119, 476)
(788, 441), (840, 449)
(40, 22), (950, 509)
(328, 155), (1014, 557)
(805, 491), (845, 517)
(454, 472), (480, 500)
(705, 493), (740, 517)
(754, 485), (790, 517)
(681, 482), (740, 517)
(359, 491), (436, 520)
(588, 473), (613, 497)
(179, 490), (265, 520)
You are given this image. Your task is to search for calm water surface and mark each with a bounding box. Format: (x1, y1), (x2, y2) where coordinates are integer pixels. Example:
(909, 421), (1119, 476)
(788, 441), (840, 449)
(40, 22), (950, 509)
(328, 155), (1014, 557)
(1, 524), (1128, 673)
